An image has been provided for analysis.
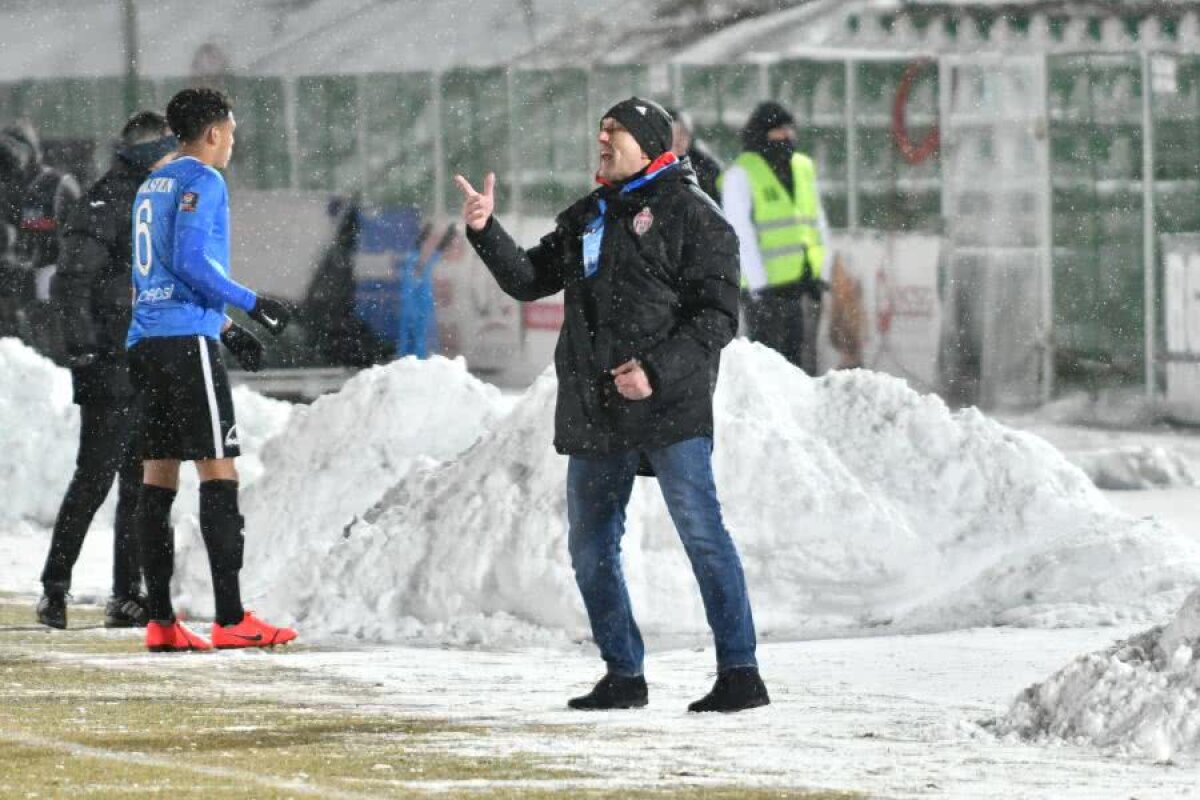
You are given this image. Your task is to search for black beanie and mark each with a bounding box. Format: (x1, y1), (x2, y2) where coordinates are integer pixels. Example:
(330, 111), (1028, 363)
(603, 97), (673, 160)
(741, 101), (796, 151)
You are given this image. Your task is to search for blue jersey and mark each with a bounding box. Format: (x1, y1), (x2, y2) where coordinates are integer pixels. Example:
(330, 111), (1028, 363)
(127, 156), (257, 346)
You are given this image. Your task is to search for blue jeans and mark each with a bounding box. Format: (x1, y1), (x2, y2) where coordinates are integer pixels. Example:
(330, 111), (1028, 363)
(567, 436), (757, 676)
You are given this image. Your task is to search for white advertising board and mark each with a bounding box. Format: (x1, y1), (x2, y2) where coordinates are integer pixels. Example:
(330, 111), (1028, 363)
(818, 231), (943, 391)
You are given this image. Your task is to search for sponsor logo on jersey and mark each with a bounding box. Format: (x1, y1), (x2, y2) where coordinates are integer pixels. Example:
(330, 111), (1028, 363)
(180, 191), (199, 212)
(136, 285), (174, 304)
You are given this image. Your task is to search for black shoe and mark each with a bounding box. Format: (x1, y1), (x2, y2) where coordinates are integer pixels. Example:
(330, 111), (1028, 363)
(104, 594), (149, 628)
(688, 666), (770, 713)
(567, 673), (648, 710)
(36, 592), (67, 629)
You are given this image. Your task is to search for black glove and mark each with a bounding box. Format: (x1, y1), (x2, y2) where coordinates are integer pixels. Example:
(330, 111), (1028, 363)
(221, 322), (265, 372)
(248, 295), (291, 336)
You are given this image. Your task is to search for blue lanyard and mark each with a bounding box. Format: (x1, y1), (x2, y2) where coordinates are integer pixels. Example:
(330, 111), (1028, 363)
(582, 198), (607, 278)
(581, 160), (679, 279)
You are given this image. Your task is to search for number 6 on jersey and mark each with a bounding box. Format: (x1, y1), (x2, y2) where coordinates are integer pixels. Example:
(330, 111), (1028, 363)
(135, 198), (153, 276)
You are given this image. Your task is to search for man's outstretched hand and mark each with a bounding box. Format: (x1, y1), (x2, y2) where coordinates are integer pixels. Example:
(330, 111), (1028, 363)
(248, 295), (292, 336)
(454, 172), (495, 232)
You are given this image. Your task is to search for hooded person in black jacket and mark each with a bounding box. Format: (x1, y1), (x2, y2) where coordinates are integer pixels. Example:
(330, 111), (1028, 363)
(0, 120), (81, 352)
(35, 112), (180, 630)
(457, 97), (769, 714)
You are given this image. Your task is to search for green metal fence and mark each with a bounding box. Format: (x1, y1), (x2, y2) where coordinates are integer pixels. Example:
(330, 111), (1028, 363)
(1049, 54), (1146, 380)
(1047, 53), (1200, 387)
(0, 59), (936, 226)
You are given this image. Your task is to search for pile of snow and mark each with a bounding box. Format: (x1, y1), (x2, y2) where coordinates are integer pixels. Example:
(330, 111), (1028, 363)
(262, 369), (572, 644)
(1070, 445), (1200, 491)
(0, 339), (78, 527)
(174, 357), (504, 613)
(997, 588), (1200, 761)
(261, 341), (1200, 645)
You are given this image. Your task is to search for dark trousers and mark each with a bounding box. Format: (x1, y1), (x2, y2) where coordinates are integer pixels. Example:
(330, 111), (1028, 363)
(567, 437), (757, 676)
(40, 400), (142, 596)
(744, 283), (823, 374)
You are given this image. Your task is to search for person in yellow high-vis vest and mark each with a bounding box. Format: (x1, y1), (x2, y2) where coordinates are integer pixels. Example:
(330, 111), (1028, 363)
(720, 101), (829, 374)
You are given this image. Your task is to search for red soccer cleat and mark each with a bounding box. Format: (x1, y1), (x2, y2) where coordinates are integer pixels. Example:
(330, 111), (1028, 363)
(145, 619), (213, 652)
(210, 611), (297, 650)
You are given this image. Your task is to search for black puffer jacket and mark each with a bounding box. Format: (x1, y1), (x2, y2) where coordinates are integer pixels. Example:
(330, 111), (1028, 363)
(52, 159), (146, 404)
(467, 162), (740, 455)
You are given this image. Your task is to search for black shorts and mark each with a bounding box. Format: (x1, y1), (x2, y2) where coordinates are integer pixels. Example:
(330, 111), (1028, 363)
(128, 335), (241, 461)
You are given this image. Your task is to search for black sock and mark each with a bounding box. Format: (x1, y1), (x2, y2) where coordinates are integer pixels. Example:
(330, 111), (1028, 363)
(136, 484), (177, 622)
(199, 480), (245, 627)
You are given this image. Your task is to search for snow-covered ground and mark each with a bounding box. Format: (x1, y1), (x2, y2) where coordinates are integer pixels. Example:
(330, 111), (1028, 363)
(53, 625), (1194, 799)
(4, 335), (1200, 797)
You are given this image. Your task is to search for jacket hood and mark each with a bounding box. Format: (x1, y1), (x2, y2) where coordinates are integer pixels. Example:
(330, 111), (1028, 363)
(740, 101), (795, 155)
(0, 120), (41, 176)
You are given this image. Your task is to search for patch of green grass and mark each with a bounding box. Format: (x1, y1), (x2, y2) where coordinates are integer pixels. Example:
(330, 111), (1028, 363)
(0, 738), (283, 799)
(0, 656), (566, 794)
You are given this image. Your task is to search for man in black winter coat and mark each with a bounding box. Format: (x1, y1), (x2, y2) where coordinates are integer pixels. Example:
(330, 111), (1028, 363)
(34, 112), (179, 630)
(456, 97), (769, 714)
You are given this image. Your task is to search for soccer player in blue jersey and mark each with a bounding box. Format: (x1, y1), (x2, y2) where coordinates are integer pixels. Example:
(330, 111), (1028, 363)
(127, 87), (296, 652)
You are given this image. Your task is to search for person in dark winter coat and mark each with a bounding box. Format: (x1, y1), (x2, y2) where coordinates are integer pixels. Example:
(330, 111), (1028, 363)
(0, 120), (81, 357)
(35, 112), (178, 630)
(456, 96), (769, 714)
(665, 106), (724, 203)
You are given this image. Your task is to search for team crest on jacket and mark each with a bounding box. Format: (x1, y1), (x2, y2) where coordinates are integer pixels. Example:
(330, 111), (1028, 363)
(633, 206), (654, 236)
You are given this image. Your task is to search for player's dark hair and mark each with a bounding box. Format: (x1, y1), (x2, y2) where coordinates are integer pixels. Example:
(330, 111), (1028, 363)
(166, 88), (233, 144)
(120, 111), (170, 146)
